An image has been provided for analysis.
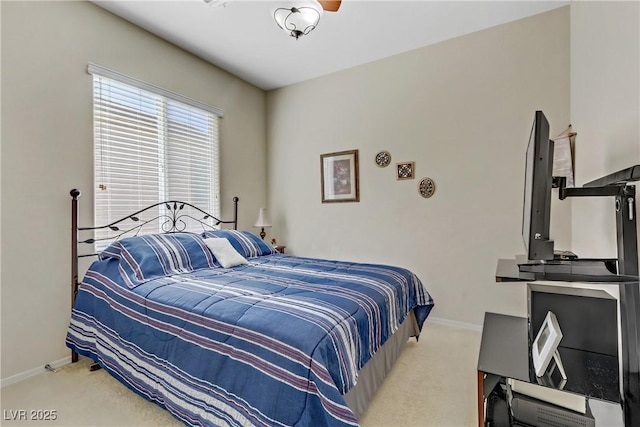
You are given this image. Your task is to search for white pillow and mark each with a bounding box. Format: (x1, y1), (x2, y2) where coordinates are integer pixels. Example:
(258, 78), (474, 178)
(203, 237), (249, 268)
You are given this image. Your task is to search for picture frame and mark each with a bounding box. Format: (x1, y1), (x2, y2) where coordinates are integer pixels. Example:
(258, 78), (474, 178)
(321, 149), (359, 203)
(532, 311), (566, 378)
(396, 161), (415, 180)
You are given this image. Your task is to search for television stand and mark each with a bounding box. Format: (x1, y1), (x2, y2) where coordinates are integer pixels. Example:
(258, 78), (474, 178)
(497, 164), (640, 426)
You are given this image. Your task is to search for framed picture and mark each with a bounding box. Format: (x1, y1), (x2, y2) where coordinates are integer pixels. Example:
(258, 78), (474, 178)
(396, 161), (415, 180)
(532, 311), (566, 378)
(320, 149), (359, 203)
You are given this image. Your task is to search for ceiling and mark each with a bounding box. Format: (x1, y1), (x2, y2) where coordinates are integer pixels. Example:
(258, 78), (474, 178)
(92, 0), (569, 91)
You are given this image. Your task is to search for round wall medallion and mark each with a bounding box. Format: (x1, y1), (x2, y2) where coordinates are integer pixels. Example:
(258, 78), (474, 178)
(418, 177), (436, 198)
(374, 150), (391, 168)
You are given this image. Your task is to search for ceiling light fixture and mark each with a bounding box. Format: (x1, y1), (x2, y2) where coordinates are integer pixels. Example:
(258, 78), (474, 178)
(274, 0), (323, 40)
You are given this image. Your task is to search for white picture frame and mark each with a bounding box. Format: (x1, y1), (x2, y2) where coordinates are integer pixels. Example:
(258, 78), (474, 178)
(532, 311), (564, 377)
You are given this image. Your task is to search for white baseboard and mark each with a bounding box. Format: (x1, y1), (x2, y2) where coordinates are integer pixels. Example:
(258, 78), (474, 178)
(427, 316), (483, 332)
(1, 356), (72, 388)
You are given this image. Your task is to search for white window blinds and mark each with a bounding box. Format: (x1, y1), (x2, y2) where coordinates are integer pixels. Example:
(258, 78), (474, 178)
(90, 64), (221, 243)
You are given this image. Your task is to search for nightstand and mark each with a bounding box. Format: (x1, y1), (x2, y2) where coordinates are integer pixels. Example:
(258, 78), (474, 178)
(274, 245), (286, 254)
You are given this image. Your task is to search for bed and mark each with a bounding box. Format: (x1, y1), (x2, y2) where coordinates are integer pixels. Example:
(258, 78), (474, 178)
(66, 190), (434, 426)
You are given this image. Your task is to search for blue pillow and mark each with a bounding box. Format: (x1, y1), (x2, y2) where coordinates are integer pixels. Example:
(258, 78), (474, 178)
(99, 233), (217, 287)
(201, 230), (277, 258)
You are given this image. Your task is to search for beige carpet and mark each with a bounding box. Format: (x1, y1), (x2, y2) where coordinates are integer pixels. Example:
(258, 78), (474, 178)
(0, 321), (481, 427)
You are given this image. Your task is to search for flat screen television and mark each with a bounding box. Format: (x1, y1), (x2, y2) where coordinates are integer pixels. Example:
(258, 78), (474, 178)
(522, 110), (555, 261)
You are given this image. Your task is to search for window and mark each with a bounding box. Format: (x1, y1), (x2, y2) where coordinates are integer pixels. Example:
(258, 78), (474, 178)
(90, 64), (222, 243)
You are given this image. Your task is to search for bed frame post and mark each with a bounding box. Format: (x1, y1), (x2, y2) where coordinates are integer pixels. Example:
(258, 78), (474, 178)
(70, 189), (80, 363)
(233, 196), (239, 230)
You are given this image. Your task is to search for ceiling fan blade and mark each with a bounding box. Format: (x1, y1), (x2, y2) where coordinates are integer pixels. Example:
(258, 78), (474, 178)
(318, 0), (341, 12)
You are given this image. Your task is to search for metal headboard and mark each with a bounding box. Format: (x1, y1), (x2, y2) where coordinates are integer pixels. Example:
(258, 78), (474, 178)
(69, 188), (239, 362)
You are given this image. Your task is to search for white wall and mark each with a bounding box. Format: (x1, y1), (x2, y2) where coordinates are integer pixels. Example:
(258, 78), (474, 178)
(570, 1), (640, 261)
(266, 8), (571, 327)
(1, 1), (267, 380)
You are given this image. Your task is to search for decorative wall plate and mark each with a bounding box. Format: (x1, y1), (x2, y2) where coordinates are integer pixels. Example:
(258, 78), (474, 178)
(374, 150), (391, 168)
(418, 177), (436, 198)
(396, 162), (415, 180)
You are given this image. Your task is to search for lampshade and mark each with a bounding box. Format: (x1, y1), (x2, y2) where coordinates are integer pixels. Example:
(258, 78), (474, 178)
(254, 208), (272, 228)
(273, 0), (323, 40)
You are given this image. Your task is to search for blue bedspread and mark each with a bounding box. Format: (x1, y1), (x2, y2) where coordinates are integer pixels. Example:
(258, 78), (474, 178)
(67, 253), (434, 426)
